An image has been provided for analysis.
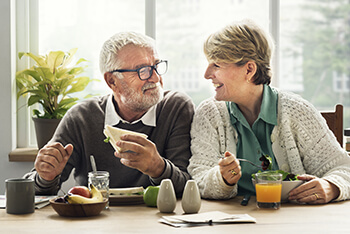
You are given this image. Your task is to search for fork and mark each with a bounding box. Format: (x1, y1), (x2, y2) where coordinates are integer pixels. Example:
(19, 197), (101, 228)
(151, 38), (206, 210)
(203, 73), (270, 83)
(219, 156), (262, 169)
(237, 158), (263, 169)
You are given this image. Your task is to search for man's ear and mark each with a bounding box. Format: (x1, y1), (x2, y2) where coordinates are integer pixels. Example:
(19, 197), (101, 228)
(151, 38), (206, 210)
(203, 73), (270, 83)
(104, 72), (116, 89)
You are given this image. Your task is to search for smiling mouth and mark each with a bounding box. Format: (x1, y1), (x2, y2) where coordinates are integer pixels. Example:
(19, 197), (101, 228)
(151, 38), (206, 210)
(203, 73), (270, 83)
(213, 83), (223, 89)
(142, 82), (160, 93)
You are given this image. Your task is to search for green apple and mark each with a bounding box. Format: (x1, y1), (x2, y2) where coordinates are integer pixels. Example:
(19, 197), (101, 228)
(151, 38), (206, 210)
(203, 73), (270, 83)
(143, 186), (160, 207)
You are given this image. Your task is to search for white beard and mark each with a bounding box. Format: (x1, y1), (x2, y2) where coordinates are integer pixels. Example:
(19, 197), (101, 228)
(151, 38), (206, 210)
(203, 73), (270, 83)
(119, 81), (164, 112)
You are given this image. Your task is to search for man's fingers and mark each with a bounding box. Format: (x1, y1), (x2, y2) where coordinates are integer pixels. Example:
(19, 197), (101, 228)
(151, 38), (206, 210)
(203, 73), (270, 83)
(64, 144), (74, 159)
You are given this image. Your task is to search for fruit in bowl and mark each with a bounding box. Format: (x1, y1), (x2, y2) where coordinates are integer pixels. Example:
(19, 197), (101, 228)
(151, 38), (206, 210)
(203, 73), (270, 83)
(68, 186), (91, 198)
(50, 198), (107, 217)
(50, 184), (107, 217)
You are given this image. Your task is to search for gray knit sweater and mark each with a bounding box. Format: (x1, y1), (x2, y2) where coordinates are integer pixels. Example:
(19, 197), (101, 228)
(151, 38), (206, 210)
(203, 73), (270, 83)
(25, 90), (195, 197)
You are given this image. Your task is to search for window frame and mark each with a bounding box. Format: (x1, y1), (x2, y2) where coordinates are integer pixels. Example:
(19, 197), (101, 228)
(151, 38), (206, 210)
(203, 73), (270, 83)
(15, 0), (280, 148)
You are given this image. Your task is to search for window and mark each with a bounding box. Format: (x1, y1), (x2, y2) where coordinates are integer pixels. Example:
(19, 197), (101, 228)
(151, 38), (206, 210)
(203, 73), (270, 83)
(16, 0), (350, 148)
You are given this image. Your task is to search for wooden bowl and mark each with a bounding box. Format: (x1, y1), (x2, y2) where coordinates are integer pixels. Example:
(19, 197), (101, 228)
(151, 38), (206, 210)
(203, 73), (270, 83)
(50, 198), (107, 217)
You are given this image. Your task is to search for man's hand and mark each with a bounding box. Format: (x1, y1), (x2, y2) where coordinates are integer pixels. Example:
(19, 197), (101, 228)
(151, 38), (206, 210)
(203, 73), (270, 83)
(218, 151), (241, 185)
(114, 134), (165, 178)
(34, 143), (73, 181)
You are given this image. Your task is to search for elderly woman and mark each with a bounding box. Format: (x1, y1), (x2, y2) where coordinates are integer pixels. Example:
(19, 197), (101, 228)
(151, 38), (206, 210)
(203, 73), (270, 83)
(188, 20), (350, 204)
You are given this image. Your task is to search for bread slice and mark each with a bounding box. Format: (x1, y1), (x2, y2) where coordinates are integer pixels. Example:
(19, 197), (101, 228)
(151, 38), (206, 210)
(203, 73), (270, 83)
(103, 125), (148, 153)
(109, 186), (144, 195)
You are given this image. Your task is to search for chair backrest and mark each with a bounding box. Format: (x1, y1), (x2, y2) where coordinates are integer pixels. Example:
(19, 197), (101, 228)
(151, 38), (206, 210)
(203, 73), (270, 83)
(320, 104), (343, 146)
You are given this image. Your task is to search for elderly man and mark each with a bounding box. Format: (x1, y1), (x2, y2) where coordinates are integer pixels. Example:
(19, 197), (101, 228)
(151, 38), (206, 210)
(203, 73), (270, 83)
(24, 32), (195, 197)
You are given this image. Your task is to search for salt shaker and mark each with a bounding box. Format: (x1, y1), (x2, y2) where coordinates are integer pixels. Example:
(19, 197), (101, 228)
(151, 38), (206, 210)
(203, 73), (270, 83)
(157, 179), (176, 213)
(181, 180), (201, 214)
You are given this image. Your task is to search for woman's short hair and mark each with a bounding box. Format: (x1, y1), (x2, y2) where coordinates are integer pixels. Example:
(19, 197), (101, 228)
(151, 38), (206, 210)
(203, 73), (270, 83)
(204, 19), (274, 85)
(99, 32), (156, 75)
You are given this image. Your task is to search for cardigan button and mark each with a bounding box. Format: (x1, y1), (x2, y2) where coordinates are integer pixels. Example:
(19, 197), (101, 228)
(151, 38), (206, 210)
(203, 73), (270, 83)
(271, 134), (276, 143)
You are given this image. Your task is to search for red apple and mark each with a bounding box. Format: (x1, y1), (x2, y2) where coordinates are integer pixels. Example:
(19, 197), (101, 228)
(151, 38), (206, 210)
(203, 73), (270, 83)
(68, 186), (91, 198)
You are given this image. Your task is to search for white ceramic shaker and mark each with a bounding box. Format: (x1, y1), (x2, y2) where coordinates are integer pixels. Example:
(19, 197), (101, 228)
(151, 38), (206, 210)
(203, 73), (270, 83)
(181, 180), (201, 214)
(157, 179), (177, 213)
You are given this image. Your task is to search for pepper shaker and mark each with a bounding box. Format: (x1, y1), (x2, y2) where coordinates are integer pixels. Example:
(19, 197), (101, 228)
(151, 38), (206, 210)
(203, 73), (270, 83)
(181, 180), (201, 214)
(157, 179), (176, 213)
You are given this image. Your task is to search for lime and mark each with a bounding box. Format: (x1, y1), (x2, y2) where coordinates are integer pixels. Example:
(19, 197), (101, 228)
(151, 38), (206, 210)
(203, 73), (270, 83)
(143, 186), (160, 207)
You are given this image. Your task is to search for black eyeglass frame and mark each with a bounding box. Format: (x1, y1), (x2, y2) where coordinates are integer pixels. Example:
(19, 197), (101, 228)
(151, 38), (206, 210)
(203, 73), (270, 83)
(109, 60), (168, 80)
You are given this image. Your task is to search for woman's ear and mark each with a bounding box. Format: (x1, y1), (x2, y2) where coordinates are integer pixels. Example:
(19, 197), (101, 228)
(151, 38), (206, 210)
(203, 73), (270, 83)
(246, 61), (257, 75)
(245, 61), (257, 81)
(104, 72), (116, 89)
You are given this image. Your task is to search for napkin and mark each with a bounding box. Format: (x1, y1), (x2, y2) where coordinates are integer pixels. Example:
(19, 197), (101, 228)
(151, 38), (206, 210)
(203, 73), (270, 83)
(0, 195), (55, 209)
(159, 211), (256, 228)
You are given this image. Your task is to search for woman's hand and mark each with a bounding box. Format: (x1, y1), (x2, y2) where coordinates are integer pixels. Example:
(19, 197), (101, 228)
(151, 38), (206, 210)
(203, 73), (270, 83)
(288, 174), (340, 204)
(218, 151), (241, 185)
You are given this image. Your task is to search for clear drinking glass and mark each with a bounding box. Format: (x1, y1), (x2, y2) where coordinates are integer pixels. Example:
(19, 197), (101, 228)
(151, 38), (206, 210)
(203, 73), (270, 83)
(88, 171), (110, 209)
(255, 171), (282, 209)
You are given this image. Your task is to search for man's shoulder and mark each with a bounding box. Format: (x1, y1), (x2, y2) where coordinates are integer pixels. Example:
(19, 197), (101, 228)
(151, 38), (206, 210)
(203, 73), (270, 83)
(160, 90), (194, 108)
(163, 90), (192, 102)
(64, 95), (109, 120)
(69, 95), (109, 111)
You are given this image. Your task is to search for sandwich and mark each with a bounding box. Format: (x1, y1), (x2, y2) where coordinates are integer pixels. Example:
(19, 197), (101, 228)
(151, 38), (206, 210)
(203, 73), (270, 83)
(109, 186), (144, 196)
(103, 125), (148, 153)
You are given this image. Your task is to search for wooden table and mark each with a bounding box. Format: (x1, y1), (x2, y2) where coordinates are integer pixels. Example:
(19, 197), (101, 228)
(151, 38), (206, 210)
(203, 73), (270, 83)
(1, 197), (349, 234)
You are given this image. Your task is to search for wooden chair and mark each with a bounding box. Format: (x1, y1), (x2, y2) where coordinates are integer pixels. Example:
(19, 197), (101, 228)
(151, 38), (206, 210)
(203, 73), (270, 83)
(320, 104), (343, 146)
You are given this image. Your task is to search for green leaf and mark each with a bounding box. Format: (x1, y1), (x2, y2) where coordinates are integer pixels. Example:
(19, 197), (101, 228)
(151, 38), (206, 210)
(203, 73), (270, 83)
(58, 98), (78, 108)
(65, 77), (91, 94)
(47, 51), (65, 73)
(68, 66), (85, 75)
(28, 95), (42, 106)
(104, 136), (110, 143)
(19, 52), (47, 67)
(33, 109), (42, 118)
(16, 69), (42, 82)
(16, 48), (95, 119)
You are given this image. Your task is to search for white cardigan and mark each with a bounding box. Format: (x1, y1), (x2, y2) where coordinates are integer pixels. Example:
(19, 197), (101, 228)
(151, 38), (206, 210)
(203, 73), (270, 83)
(188, 89), (350, 201)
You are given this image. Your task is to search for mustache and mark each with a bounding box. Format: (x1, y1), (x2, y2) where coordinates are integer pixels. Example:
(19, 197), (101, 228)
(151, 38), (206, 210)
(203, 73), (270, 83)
(142, 82), (161, 92)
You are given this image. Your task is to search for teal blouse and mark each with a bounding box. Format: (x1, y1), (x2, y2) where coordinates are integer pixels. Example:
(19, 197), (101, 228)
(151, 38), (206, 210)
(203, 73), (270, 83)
(226, 85), (279, 195)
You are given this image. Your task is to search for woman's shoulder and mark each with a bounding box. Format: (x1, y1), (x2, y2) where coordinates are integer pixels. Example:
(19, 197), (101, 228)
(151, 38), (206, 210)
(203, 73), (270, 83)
(276, 89), (319, 116)
(275, 89), (327, 131)
(193, 97), (231, 125)
(196, 97), (227, 113)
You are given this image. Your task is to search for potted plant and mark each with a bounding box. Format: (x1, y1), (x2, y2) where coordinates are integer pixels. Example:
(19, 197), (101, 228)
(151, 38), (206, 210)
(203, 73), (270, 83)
(16, 48), (95, 148)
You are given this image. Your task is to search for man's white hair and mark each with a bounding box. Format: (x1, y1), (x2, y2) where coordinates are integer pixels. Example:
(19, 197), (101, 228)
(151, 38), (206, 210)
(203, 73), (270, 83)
(99, 32), (156, 75)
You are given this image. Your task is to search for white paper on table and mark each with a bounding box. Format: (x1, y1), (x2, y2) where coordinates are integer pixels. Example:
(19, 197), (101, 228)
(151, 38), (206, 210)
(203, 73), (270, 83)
(159, 211), (256, 227)
(0, 195), (56, 209)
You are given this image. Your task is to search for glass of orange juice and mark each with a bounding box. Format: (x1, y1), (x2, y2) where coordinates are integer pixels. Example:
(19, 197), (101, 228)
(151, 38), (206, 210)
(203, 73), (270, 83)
(255, 171), (282, 209)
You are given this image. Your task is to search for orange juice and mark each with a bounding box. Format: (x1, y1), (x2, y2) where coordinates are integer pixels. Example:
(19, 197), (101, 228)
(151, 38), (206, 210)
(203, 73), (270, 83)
(255, 171), (282, 209)
(255, 183), (282, 202)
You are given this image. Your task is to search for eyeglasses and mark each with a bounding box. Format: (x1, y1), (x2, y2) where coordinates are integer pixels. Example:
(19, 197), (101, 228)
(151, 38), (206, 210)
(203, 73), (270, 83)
(110, 60), (168, 80)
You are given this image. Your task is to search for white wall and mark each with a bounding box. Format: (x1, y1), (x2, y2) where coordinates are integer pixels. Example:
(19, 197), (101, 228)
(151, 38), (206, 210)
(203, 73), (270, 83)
(0, 0), (74, 194)
(0, 0), (33, 194)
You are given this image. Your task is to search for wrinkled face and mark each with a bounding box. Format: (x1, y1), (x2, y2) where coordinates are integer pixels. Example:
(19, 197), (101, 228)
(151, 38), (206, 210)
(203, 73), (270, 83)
(204, 61), (248, 102)
(109, 45), (164, 112)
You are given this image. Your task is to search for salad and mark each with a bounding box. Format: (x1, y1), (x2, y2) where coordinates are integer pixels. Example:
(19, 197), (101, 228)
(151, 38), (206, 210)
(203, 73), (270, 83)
(254, 154), (299, 181)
